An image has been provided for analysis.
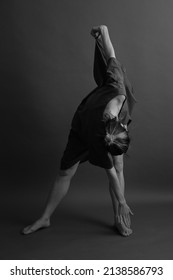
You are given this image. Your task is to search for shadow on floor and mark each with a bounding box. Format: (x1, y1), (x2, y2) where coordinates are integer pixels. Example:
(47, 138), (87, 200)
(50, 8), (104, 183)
(1, 181), (173, 260)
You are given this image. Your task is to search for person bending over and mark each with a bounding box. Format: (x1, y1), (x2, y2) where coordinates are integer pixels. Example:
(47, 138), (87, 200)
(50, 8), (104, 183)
(22, 25), (136, 237)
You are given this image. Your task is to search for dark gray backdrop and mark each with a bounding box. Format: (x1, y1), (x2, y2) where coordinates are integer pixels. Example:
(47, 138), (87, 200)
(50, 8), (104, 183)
(1, 0), (173, 260)
(1, 0), (172, 189)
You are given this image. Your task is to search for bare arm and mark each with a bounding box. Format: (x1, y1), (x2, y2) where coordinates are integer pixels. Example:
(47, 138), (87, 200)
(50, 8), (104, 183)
(103, 95), (126, 119)
(91, 25), (116, 61)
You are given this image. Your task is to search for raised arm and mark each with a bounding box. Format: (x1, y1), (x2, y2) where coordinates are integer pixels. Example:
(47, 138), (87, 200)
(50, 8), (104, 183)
(91, 25), (116, 61)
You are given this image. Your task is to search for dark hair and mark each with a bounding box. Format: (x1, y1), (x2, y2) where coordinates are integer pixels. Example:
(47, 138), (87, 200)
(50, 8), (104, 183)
(104, 117), (130, 155)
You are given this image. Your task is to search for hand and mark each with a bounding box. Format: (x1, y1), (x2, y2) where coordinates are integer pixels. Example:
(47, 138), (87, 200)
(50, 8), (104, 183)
(90, 26), (101, 39)
(118, 203), (134, 228)
(91, 25), (107, 38)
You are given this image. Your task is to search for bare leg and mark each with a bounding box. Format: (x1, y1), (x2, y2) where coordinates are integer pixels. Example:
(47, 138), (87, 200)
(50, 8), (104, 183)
(22, 162), (79, 234)
(110, 155), (125, 216)
(107, 155), (132, 236)
(108, 171), (132, 237)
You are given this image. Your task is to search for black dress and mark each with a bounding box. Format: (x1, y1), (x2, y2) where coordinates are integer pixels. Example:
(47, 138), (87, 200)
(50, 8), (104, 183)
(60, 41), (136, 170)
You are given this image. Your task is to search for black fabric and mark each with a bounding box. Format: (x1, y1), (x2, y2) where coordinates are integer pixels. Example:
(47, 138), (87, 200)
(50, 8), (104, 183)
(60, 129), (88, 170)
(60, 40), (136, 170)
(94, 39), (137, 118)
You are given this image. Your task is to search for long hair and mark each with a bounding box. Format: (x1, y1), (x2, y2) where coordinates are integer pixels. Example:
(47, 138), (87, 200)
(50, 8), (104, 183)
(104, 117), (130, 155)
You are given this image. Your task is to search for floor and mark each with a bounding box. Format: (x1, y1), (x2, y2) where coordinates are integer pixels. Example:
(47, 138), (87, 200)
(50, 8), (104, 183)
(1, 163), (173, 260)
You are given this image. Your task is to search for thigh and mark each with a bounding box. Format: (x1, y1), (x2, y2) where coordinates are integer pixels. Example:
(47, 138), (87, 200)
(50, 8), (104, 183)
(59, 161), (80, 178)
(112, 154), (124, 172)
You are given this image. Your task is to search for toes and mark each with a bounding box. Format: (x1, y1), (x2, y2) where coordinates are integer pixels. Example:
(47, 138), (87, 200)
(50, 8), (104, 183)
(122, 229), (132, 237)
(21, 223), (38, 235)
(114, 217), (133, 237)
(125, 228), (133, 236)
(21, 220), (50, 235)
(21, 226), (32, 235)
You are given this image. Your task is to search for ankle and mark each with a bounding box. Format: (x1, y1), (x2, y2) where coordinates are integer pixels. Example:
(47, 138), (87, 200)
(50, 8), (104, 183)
(40, 216), (50, 222)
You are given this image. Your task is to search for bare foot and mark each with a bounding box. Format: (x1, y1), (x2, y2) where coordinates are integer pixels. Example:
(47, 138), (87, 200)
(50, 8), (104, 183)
(114, 216), (132, 237)
(21, 218), (50, 235)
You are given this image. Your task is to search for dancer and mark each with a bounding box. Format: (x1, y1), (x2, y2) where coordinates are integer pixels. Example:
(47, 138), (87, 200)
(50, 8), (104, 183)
(22, 25), (136, 236)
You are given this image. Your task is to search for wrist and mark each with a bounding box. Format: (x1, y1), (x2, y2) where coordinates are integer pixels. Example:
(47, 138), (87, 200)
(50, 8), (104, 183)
(119, 199), (126, 206)
(100, 25), (108, 34)
(100, 25), (107, 30)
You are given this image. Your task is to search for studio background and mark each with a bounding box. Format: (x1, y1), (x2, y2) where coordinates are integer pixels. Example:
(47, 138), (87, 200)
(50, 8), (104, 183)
(1, 0), (173, 260)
